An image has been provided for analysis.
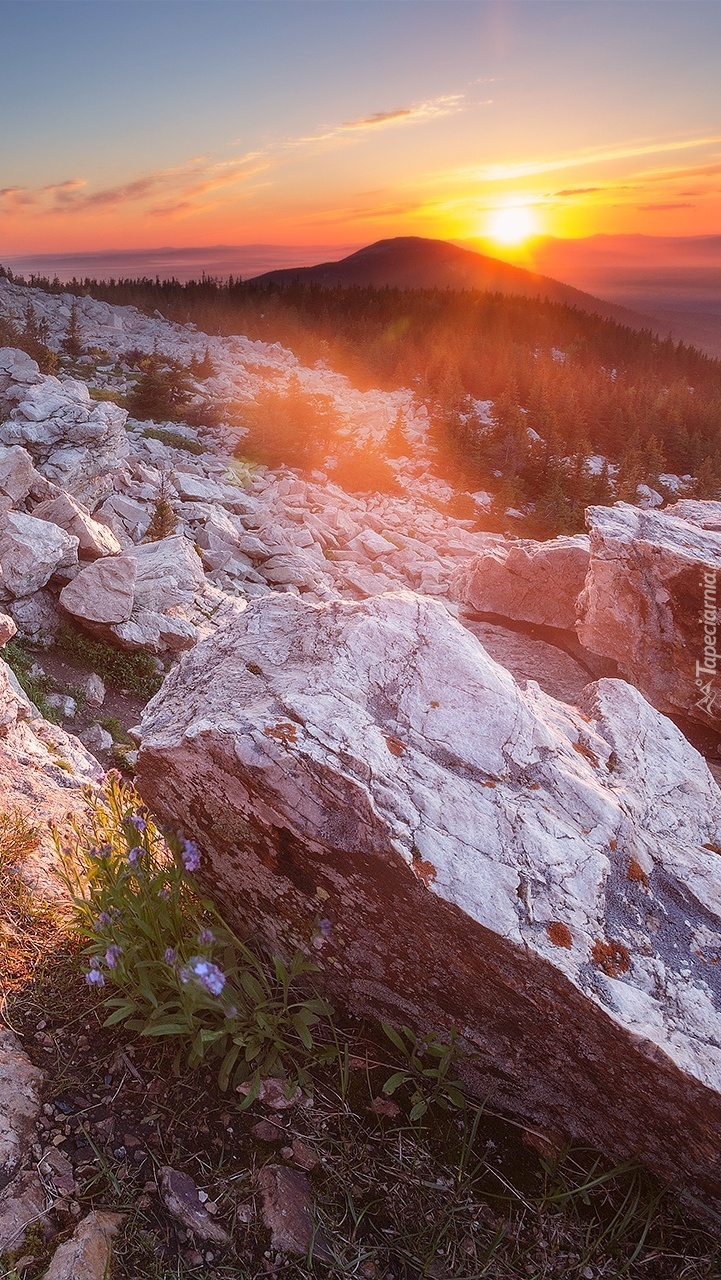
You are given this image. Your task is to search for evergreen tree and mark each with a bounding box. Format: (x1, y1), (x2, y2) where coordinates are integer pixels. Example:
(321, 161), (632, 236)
(61, 302), (84, 358)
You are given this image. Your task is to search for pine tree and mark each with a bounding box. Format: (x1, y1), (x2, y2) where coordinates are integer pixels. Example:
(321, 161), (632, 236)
(61, 302), (83, 358)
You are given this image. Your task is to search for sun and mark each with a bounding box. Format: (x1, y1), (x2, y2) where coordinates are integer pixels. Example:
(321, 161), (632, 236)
(485, 205), (539, 246)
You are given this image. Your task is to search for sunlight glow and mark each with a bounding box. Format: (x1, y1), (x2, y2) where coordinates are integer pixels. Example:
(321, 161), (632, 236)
(485, 205), (539, 245)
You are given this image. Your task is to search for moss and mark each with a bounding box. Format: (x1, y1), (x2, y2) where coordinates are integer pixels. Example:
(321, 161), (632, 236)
(142, 426), (204, 455)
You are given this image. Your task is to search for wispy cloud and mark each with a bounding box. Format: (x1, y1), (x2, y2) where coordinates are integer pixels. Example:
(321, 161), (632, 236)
(0, 153), (270, 222)
(466, 135), (721, 183)
(638, 201), (695, 211)
(296, 94), (466, 146)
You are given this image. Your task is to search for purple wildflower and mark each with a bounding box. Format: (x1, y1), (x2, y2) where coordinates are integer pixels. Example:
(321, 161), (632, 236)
(157, 887), (170, 900)
(105, 945), (122, 969)
(85, 958), (105, 987)
(179, 955), (226, 996)
(318, 917), (332, 938)
(198, 928), (215, 946)
(96, 910), (112, 929)
(131, 813), (147, 833)
(164, 947), (176, 965)
(127, 846), (143, 865)
(181, 838), (201, 873)
(89, 843), (112, 860)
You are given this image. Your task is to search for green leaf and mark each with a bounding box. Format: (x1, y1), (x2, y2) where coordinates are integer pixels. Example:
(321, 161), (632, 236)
(140, 1022), (189, 1037)
(382, 1071), (408, 1096)
(382, 1022), (408, 1055)
(292, 1014), (313, 1050)
(409, 1099), (428, 1121)
(218, 1044), (241, 1092)
(103, 1002), (137, 1026)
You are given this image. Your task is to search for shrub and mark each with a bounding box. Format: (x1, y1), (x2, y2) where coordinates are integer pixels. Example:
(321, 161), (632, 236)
(141, 426), (204, 455)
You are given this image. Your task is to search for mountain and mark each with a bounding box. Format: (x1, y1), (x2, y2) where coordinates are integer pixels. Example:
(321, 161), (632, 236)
(251, 236), (657, 330)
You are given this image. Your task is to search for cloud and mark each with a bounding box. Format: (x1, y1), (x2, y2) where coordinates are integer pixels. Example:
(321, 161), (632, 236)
(467, 134), (721, 182)
(554, 186), (601, 197)
(638, 201), (695, 211)
(0, 153), (270, 223)
(298, 94), (466, 144)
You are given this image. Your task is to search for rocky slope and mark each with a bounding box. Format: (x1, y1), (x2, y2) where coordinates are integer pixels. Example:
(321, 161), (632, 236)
(2, 273), (721, 1214)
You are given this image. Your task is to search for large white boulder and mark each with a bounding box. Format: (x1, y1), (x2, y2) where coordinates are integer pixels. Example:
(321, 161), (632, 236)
(577, 502), (721, 727)
(138, 590), (721, 1208)
(452, 534), (590, 630)
(59, 555), (136, 625)
(0, 510), (78, 599)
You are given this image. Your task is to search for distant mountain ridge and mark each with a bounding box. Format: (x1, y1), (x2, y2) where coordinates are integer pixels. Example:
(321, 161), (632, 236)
(252, 236), (656, 331)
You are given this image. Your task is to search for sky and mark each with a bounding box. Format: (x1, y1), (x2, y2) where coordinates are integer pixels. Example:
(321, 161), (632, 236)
(1, 0), (721, 261)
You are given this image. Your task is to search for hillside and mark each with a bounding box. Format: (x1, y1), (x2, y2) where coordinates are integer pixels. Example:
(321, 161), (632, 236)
(252, 235), (656, 329)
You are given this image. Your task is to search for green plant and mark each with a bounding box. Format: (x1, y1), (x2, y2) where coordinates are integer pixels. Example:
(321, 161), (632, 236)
(381, 1022), (467, 1120)
(99, 716), (135, 746)
(3, 639), (61, 722)
(58, 778), (336, 1098)
(55, 625), (163, 699)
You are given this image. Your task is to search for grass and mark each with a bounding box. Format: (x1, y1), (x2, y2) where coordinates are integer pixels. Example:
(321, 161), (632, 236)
(99, 716), (136, 746)
(2, 783), (720, 1279)
(142, 426), (205, 455)
(56, 624), (163, 700)
(3, 638), (61, 722)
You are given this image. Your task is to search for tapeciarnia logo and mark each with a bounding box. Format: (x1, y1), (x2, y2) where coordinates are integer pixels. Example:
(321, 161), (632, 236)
(696, 569), (719, 715)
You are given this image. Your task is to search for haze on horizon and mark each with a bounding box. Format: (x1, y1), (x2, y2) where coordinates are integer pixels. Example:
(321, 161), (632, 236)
(2, 0), (721, 277)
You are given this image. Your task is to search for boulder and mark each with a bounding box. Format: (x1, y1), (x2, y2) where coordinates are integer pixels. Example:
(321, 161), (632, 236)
(60, 555), (136, 625)
(0, 510), (78, 599)
(577, 502), (721, 727)
(452, 534), (590, 630)
(32, 492), (122, 559)
(139, 591), (721, 1209)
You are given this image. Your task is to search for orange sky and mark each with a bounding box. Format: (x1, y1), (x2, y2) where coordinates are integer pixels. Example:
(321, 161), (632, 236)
(2, 2), (720, 258)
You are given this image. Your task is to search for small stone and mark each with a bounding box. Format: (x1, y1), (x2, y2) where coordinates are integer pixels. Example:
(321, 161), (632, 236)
(158, 1167), (231, 1245)
(257, 1164), (330, 1259)
(41, 1210), (124, 1280)
(252, 1119), (284, 1143)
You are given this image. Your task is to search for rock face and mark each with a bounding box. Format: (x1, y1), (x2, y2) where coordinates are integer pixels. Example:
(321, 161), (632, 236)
(452, 534), (590, 630)
(577, 503), (721, 727)
(0, 1028), (44, 1183)
(139, 591), (721, 1208)
(0, 659), (101, 896)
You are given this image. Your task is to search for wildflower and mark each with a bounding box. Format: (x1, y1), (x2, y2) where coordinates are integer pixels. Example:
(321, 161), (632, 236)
(106, 768), (122, 782)
(96, 910), (112, 929)
(85, 958), (105, 988)
(224, 1004), (238, 1020)
(127, 846), (143, 865)
(198, 928), (215, 946)
(105, 945), (122, 969)
(131, 813), (147, 834)
(164, 947), (176, 965)
(181, 838), (201, 873)
(157, 887), (170, 900)
(179, 956), (226, 996)
(89, 843), (112, 860)
(318, 917), (332, 938)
